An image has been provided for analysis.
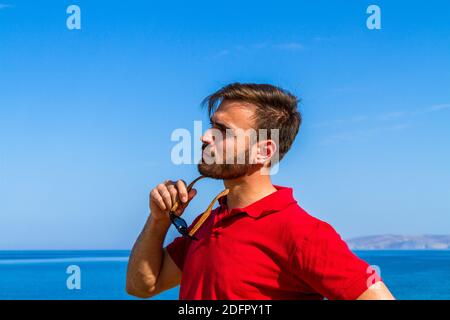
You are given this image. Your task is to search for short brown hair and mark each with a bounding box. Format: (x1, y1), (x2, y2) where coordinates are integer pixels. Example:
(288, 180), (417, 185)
(202, 82), (301, 162)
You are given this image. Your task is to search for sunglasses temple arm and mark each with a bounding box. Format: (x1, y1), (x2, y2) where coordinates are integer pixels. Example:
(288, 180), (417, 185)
(188, 188), (229, 237)
(170, 175), (206, 213)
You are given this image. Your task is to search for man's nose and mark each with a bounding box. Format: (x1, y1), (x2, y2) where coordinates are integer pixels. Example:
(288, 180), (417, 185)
(200, 128), (214, 145)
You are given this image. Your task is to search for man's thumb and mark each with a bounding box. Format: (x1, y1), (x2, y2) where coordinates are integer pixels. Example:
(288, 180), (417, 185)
(175, 188), (197, 215)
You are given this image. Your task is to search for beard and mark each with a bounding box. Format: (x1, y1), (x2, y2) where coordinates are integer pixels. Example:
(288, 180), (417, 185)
(197, 146), (257, 180)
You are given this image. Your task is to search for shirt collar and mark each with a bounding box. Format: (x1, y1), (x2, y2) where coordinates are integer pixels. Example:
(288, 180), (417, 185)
(217, 185), (297, 219)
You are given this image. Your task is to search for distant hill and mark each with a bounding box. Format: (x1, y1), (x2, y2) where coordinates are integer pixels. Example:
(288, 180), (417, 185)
(346, 235), (450, 250)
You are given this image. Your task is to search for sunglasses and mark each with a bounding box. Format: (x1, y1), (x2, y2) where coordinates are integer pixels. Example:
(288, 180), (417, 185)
(169, 175), (229, 240)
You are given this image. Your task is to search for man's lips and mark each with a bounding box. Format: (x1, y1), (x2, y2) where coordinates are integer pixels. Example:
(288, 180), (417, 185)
(202, 144), (215, 157)
(202, 151), (215, 160)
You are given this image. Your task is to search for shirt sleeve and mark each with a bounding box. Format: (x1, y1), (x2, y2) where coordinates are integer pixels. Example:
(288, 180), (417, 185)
(165, 234), (190, 271)
(294, 221), (382, 300)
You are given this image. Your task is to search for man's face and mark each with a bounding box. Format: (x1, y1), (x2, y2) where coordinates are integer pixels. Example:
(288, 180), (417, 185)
(198, 100), (259, 179)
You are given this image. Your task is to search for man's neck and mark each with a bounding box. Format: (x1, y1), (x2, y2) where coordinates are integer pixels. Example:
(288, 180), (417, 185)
(223, 170), (277, 210)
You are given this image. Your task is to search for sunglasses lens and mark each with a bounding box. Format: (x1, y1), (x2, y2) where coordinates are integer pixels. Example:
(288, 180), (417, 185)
(171, 215), (188, 233)
(169, 213), (199, 240)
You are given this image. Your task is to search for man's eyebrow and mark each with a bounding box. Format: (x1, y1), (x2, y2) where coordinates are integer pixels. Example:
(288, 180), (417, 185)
(209, 117), (233, 130)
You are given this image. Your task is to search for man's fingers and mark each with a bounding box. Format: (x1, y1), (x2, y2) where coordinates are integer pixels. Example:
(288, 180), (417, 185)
(176, 179), (188, 203)
(157, 184), (172, 210)
(151, 189), (166, 211)
(175, 188), (197, 215)
(167, 184), (178, 206)
(151, 179), (193, 215)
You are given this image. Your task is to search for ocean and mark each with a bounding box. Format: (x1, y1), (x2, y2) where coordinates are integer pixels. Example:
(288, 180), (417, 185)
(0, 250), (449, 300)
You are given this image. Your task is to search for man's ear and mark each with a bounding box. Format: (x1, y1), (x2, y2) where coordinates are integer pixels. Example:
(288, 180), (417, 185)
(255, 140), (277, 165)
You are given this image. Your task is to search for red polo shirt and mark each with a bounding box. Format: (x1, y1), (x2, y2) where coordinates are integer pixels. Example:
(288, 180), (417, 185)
(166, 186), (381, 300)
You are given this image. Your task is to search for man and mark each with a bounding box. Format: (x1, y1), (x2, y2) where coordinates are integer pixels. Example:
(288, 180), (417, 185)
(126, 83), (394, 300)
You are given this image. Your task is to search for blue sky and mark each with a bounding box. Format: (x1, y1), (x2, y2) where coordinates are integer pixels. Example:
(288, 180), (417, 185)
(0, 0), (449, 249)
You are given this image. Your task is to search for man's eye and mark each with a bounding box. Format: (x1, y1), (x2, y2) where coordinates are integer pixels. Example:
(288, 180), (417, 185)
(209, 122), (222, 131)
(211, 124), (226, 132)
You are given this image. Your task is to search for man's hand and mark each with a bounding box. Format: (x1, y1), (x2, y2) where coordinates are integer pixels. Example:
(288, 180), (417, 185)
(149, 179), (197, 221)
(126, 178), (197, 299)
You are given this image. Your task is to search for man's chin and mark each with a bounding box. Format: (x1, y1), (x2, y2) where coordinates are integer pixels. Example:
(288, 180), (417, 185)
(197, 163), (252, 180)
(197, 163), (224, 179)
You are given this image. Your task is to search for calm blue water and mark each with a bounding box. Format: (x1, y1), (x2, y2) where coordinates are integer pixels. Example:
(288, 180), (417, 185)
(0, 250), (448, 300)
